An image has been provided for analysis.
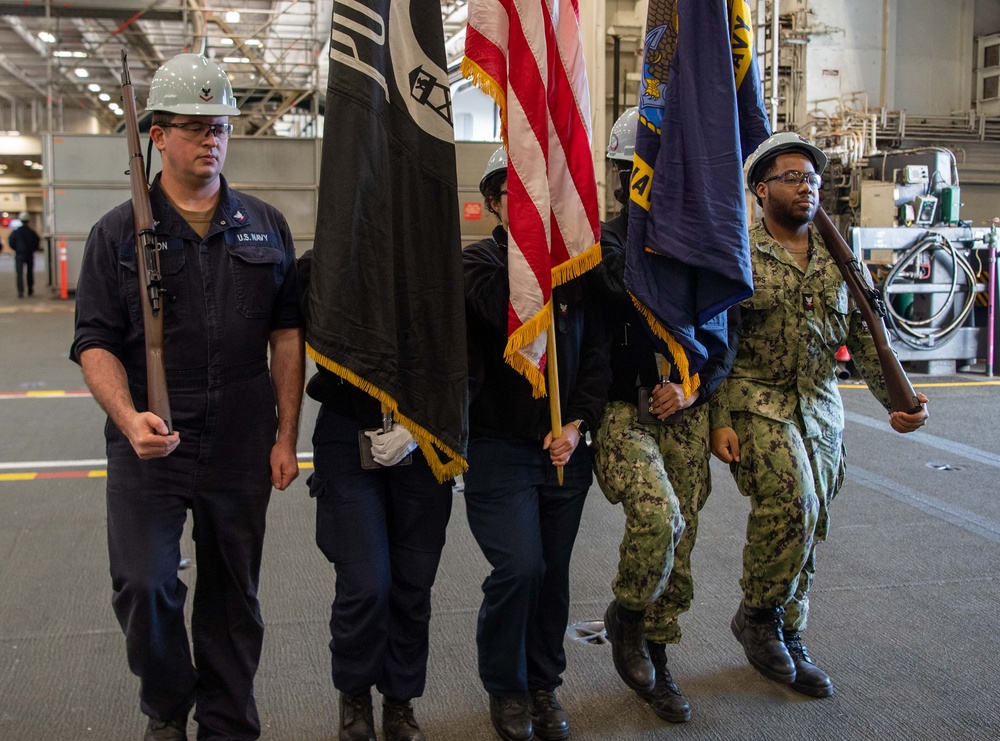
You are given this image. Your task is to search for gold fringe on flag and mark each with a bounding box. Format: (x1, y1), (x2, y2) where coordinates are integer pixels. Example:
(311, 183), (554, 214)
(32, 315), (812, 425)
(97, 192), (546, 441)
(551, 241), (602, 287)
(627, 293), (702, 399)
(502, 300), (553, 399)
(461, 57), (508, 148)
(306, 343), (468, 483)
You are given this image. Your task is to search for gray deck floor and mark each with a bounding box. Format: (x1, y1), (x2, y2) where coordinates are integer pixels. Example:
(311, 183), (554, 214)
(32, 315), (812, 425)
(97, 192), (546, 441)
(1, 268), (998, 740)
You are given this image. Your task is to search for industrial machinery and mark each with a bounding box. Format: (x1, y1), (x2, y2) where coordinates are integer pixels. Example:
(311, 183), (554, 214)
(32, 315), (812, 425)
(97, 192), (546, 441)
(811, 129), (997, 375)
(850, 223), (997, 374)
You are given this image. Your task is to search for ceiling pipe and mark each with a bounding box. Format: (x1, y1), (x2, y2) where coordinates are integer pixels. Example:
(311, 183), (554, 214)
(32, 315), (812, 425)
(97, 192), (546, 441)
(186, 0), (207, 56)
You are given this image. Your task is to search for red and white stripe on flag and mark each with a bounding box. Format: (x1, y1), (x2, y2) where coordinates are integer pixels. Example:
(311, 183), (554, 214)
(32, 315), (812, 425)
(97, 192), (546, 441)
(463, 0), (601, 397)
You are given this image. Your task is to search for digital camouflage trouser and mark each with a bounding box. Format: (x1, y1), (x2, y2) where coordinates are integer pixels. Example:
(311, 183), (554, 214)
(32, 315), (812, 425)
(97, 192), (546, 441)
(593, 401), (711, 644)
(729, 411), (846, 632)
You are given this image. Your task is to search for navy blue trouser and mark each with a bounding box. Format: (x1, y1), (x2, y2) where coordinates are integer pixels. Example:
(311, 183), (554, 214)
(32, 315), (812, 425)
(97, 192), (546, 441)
(310, 406), (453, 700)
(14, 252), (33, 296)
(106, 371), (275, 741)
(462, 436), (592, 696)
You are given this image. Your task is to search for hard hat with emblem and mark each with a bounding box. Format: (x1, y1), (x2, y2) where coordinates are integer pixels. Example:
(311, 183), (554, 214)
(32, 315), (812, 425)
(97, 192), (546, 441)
(146, 54), (241, 116)
(607, 107), (639, 162)
(744, 132), (827, 189)
(479, 147), (508, 196)
(18, 211), (29, 221)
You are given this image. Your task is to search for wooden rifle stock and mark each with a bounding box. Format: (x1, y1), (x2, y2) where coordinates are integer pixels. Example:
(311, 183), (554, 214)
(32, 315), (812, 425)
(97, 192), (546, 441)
(121, 51), (172, 433)
(812, 207), (922, 414)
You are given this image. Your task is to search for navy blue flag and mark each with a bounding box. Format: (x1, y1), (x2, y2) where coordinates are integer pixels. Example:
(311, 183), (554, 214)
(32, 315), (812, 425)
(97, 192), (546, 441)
(307, 0), (468, 481)
(625, 0), (770, 396)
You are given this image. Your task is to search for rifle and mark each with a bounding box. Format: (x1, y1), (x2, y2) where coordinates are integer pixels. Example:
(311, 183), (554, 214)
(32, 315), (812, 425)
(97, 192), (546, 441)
(121, 50), (172, 433)
(812, 207), (922, 414)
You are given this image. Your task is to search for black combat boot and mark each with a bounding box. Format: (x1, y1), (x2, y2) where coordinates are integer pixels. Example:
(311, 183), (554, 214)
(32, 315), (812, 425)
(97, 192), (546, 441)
(604, 599), (655, 692)
(488, 694), (533, 741)
(783, 631), (834, 698)
(382, 697), (425, 741)
(730, 601), (796, 683)
(638, 641), (691, 723)
(339, 690), (376, 741)
(143, 714), (187, 741)
(529, 689), (569, 740)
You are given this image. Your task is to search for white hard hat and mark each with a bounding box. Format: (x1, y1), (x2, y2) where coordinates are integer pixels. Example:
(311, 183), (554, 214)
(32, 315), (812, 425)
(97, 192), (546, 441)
(607, 107), (638, 162)
(146, 54), (240, 116)
(17, 211), (29, 221)
(744, 132), (828, 189)
(479, 147), (508, 196)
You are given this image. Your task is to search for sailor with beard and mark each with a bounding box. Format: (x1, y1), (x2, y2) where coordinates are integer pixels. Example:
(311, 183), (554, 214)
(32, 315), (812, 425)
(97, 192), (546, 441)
(709, 133), (928, 700)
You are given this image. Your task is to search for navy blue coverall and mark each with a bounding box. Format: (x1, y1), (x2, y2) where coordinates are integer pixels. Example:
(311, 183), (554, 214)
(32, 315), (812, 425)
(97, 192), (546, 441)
(462, 226), (610, 696)
(70, 174), (301, 741)
(297, 249), (453, 702)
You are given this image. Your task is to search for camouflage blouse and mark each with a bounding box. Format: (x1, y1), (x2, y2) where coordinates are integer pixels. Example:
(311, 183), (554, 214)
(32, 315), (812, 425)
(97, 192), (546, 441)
(711, 220), (892, 439)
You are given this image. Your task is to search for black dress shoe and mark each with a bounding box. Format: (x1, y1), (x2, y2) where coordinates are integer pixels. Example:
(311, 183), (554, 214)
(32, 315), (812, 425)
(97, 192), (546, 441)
(143, 715), (187, 741)
(530, 689), (569, 740)
(604, 599), (655, 692)
(639, 642), (691, 723)
(339, 691), (376, 741)
(731, 601), (796, 683)
(382, 697), (425, 741)
(489, 694), (533, 741)
(783, 631), (835, 698)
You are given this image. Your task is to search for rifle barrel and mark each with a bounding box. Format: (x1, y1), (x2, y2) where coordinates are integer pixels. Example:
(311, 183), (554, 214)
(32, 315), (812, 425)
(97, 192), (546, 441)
(121, 51), (173, 433)
(813, 208), (923, 415)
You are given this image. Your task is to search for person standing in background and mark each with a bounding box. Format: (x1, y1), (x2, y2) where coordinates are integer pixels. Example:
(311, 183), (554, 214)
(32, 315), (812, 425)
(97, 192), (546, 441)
(9, 211), (41, 298)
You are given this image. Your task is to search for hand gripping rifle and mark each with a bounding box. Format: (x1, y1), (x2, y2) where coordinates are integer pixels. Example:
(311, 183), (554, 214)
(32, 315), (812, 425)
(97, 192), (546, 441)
(812, 207), (923, 414)
(121, 50), (172, 433)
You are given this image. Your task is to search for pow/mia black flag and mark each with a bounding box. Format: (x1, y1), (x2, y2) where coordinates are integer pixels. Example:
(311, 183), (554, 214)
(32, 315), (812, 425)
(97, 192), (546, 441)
(307, 0), (468, 480)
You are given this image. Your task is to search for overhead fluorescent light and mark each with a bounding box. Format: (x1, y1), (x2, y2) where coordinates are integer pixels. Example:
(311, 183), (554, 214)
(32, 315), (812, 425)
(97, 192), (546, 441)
(225, 11), (240, 23)
(74, 68), (89, 78)
(219, 37), (235, 46)
(245, 39), (261, 47)
(222, 56), (250, 64)
(88, 83), (101, 92)
(38, 31), (57, 44)
(98, 93), (111, 101)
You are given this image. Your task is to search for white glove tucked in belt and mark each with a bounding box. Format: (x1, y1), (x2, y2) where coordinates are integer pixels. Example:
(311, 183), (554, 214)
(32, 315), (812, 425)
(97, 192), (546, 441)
(364, 425), (418, 466)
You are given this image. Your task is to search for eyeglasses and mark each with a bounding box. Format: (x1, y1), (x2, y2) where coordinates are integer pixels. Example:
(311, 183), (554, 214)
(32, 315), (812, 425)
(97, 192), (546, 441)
(760, 170), (822, 188)
(157, 122), (234, 141)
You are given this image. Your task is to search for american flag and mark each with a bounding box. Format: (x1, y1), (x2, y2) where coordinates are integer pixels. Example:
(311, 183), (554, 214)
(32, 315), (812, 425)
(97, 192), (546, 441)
(463, 0), (601, 397)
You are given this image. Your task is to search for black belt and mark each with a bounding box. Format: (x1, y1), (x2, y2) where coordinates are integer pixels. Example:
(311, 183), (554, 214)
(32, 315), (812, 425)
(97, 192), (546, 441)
(130, 359), (269, 390)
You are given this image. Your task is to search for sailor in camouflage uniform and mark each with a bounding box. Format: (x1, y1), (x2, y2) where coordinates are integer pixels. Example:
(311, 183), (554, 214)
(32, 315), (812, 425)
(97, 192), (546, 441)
(711, 133), (929, 698)
(591, 109), (736, 723)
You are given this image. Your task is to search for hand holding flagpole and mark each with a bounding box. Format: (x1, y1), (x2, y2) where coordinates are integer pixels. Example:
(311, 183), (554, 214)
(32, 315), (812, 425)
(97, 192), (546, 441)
(546, 304), (564, 486)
